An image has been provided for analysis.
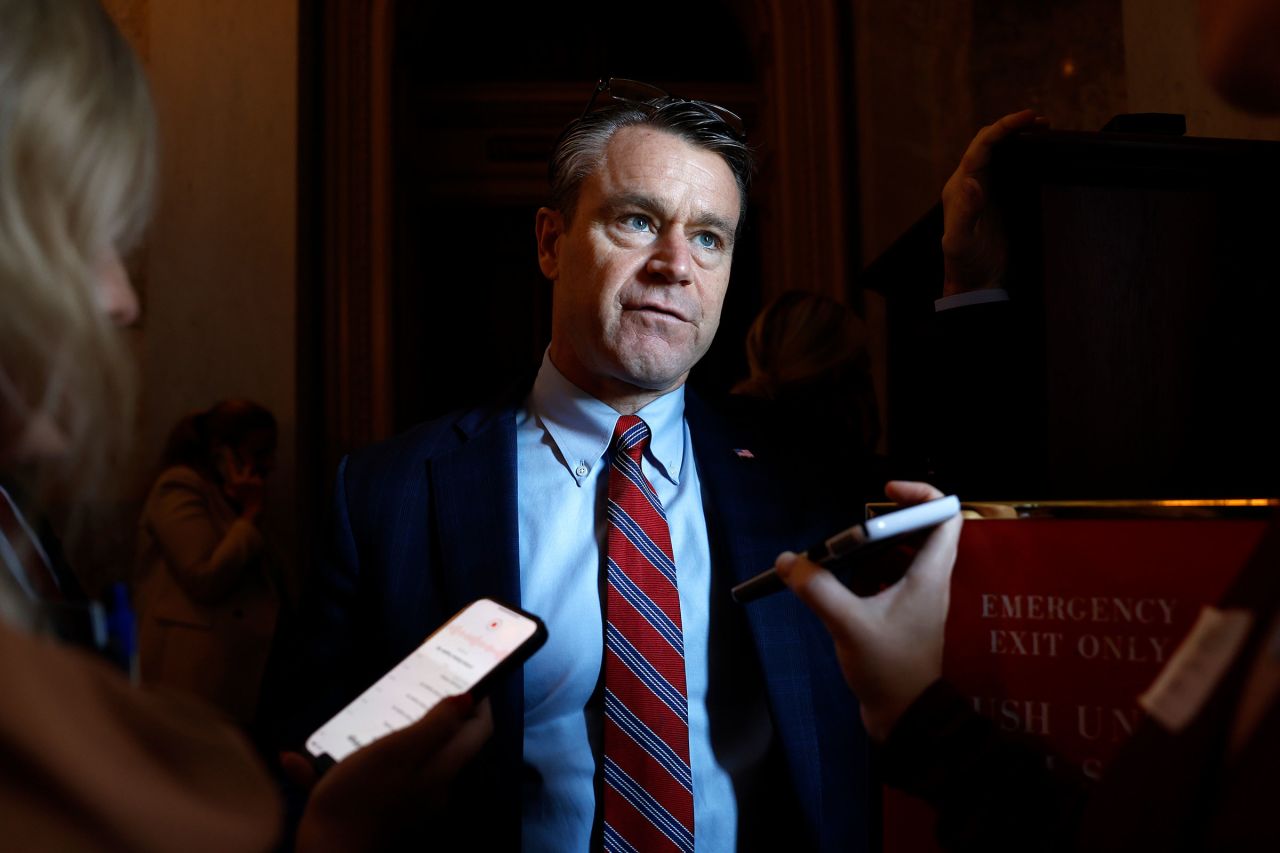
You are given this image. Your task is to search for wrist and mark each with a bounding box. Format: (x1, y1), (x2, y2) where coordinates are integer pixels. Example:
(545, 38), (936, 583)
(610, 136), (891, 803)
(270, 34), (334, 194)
(861, 693), (917, 742)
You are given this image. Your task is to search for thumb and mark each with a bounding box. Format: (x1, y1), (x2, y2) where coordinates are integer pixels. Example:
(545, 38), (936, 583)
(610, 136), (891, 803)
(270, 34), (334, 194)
(368, 693), (478, 771)
(883, 479), (944, 505)
(775, 551), (865, 643)
(954, 176), (984, 235)
(279, 751), (318, 791)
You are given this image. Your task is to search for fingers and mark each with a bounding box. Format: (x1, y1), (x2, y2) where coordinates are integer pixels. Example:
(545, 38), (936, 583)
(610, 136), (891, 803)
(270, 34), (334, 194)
(957, 108), (1041, 175)
(908, 511), (962, 587)
(308, 694), (489, 822)
(883, 480), (944, 505)
(940, 177), (984, 254)
(940, 113), (1036, 296)
(381, 693), (482, 768)
(328, 694), (471, 786)
(880, 480), (961, 584)
(956, 176), (984, 221)
(279, 751), (318, 792)
(775, 551), (864, 642)
(942, 109), (1043, 217)
(416, 698), (493, 785)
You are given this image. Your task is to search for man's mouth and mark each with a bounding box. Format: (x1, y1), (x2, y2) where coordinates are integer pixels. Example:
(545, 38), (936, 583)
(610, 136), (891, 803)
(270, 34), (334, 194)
(625, 303), (689, 323)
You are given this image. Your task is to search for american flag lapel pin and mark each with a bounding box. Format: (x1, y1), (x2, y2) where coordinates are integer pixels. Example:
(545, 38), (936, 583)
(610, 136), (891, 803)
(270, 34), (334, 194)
(732, 448), (755, 459)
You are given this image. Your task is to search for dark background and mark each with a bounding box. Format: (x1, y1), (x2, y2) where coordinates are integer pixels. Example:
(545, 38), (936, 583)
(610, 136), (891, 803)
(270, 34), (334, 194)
(389, 1), (765, 427)
(874, 129), (1280, 499)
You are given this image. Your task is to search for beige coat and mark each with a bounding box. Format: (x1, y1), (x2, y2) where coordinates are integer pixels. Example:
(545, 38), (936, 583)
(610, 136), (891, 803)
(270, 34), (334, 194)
(135, 465), (278, 725)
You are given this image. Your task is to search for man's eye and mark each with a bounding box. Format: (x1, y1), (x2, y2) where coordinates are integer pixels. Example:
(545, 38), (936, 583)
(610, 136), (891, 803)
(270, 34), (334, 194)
(695, 232), (722, 250)
(623, 214), (651, 232)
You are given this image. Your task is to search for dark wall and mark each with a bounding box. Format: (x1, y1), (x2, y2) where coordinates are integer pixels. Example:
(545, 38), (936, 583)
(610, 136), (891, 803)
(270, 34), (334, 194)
(873, 129), (1280, 500)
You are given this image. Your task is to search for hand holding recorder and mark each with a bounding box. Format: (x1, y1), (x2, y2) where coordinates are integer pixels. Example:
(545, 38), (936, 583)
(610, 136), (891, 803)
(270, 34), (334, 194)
(774, 481), (963, 741)
(732, 493), (960, 603)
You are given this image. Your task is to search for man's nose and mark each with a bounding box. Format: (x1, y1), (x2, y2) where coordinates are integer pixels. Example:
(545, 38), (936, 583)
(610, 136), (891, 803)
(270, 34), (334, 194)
(646, 231), (693, 285)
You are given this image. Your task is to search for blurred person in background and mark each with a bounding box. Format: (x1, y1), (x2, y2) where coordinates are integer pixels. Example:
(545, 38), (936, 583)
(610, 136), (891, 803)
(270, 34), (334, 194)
(135, 399), (281, 727)
(0, 1), (490, 849)
(731, 289), (888, 518)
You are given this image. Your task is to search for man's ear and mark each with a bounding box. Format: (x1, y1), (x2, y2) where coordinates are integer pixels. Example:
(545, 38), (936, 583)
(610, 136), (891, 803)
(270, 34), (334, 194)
(535, 207), (564, 281)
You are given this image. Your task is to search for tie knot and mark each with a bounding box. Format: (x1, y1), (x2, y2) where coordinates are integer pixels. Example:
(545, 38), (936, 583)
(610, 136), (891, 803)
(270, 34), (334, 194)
(611, 415), (650, 463)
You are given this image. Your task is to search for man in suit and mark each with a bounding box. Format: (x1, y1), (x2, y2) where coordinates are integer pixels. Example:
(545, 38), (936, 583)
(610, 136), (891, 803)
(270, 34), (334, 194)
(284, 80), (869, 850)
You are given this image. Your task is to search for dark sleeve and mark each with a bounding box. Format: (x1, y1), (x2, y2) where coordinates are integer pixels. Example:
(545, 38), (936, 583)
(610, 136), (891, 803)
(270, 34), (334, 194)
(878, 679), (1090, 853)
(928, 299), (1047, 498)
(255, 455), (371, 849)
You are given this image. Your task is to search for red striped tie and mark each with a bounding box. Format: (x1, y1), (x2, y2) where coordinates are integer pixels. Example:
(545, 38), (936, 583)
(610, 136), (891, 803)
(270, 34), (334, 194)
(603, 415), (694, 853)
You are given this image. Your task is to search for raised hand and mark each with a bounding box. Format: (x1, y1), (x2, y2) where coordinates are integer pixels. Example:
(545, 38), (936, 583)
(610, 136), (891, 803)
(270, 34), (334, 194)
(941, 110), (1047, 298)
(218, 445), (265, 519)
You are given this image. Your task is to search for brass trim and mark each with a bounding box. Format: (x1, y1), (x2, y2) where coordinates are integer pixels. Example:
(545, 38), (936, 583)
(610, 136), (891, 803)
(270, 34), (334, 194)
(867, 498), (1280, 521)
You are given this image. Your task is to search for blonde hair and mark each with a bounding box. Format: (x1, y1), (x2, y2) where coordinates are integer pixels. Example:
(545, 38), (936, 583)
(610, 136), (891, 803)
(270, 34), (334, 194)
(735, 290), (871, 398)
(0, 0), (156, 504)
(734, 289), (881, 453)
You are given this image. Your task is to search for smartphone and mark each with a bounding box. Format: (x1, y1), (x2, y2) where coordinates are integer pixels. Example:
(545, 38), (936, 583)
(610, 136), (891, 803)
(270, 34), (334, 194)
(306, 597), (547, 764)
(731, 495), (961, 603)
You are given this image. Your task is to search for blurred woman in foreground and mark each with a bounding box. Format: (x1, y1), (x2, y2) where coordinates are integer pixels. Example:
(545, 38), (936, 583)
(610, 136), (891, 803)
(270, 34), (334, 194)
(0, 2), (488, 849)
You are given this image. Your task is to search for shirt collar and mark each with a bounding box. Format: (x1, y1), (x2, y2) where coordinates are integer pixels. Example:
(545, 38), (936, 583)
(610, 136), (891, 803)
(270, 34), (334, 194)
(527, 351), (685, 488)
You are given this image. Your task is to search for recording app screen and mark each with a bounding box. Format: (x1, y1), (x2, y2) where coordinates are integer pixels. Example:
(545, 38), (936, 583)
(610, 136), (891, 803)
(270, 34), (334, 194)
(307, 599), (536, 761)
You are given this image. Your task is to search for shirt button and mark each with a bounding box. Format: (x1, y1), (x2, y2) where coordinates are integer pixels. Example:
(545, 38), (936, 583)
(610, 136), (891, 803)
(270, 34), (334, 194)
(575, 465), (589, 477)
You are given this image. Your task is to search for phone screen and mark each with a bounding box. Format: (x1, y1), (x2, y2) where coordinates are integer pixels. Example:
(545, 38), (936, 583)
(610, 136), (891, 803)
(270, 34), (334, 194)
(306, 598), (540, 762)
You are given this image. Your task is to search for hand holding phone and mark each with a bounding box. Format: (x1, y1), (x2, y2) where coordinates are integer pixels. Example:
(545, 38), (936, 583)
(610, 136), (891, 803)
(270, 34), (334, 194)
(732, 495), (961, 603)
(306, 598), (546, 765)
(291, 695), (493, 852)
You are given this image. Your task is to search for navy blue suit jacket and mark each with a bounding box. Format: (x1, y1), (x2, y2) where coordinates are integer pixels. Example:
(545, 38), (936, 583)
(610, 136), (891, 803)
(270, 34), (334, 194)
(288, 387), (869, 850)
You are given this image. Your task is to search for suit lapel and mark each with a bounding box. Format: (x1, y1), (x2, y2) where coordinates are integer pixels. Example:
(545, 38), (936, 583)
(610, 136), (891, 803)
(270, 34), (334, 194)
(685, 396), (821, 777)
(427, 405), (522, 612)
(686, 390), (868, 851)
(424, 401), (525, 848)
